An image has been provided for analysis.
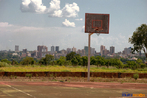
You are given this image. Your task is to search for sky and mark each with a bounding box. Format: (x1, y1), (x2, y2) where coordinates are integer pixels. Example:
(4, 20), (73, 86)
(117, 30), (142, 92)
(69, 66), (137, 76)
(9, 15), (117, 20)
(0, 0), (147, 52)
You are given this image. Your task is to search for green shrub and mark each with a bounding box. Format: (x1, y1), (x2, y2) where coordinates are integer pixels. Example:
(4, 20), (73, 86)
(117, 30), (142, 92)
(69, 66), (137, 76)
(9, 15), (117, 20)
(133, 73), (139, 80)
(140, 63), (146, 69)
(0, 62), (10, 67)
(138, 68), (147, 71)
(25, 73), (32, 78)
(1, 59), (11, 64)
(61, 70), (71, 72)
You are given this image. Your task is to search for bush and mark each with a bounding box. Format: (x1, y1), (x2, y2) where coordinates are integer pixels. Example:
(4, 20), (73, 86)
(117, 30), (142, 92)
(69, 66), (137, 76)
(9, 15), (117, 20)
(1, 59), (11, 64)
(61, 70), (71, 72)
(25, 73), (32, 79)
(0, 62), (10, 67)
(133, 73), (139, 80)
(140, 63), (146, 69)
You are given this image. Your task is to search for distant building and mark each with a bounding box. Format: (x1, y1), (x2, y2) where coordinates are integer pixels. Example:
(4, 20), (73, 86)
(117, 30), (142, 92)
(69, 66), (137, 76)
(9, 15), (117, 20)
(91, 48), (95, 55)
(15, 45), (19, 52)
(124, 47), (131, 55)
(51, 46), (54, 53)
(110, 46), (115, 55)
(72, 47), (76, 53)
(37, 45), (48, 58)
(55, 46), (59, 52)
(100, 45), (105, 56)
(23, 49), (27, 53)
(67, 48), (71, 54)
(12, 53), (18, 56)
(84, 46), (88, 56)
(31, 50), (38, 58)
(82, 49), (85, 56)
(103, 49), (109, 56)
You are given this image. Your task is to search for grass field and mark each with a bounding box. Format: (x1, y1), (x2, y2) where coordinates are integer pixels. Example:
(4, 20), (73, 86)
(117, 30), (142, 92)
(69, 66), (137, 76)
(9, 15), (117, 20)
(0, 65), (147, 73)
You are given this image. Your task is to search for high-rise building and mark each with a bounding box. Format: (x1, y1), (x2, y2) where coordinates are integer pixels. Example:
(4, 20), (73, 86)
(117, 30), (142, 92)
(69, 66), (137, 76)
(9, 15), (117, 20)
(103, 49), (109, 56)
(72, 47), (76, 53)
(37, 45), (48, 58)
(51, 46), (54, 53)
(110, 46), (115, 55)
(15, 45), (19, 52)
(67, 48), (71, 54)
(124, 47), (131, 55)
(55, 46), (59, 52)
(91, 48), (95, 55)
(23, 49), (27, 53)
(84, 46), (88, 56)
(100, 45), (105, 56)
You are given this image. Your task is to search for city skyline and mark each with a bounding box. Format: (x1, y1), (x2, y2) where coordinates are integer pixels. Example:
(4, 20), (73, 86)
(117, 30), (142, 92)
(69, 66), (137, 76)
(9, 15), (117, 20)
(0, 0), (147, 52)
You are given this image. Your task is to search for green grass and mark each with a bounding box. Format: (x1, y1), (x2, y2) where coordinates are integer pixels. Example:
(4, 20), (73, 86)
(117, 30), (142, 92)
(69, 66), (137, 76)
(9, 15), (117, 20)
(0, 65), (147, 73)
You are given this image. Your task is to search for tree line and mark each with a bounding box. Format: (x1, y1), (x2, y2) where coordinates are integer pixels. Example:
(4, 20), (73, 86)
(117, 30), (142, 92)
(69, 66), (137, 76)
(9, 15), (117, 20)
(0, 52), (146, 70)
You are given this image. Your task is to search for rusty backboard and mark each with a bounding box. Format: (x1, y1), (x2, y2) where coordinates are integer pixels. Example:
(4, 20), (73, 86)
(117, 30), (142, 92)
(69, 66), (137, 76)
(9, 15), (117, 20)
(85, 13), (110, 34)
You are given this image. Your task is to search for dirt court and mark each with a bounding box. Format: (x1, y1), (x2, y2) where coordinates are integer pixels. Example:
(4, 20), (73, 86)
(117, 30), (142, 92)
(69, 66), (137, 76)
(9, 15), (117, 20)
(0, 81), (147, 98)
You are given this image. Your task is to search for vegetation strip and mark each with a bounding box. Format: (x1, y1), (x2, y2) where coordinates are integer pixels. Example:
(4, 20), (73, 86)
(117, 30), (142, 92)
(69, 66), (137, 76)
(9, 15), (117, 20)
(0, 72), (147, 78)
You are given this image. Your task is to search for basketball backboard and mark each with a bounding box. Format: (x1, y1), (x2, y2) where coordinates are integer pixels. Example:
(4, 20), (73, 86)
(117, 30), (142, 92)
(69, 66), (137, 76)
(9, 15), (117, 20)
(85, 13), (110, 34)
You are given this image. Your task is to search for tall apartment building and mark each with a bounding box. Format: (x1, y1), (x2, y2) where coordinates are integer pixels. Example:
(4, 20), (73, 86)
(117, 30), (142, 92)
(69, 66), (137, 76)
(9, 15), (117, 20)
(103, 49), (109, 56)
(110, 46), (115, 55)
(15, 45), (19, 52)
(91, 48), (95, 55)
(72, 47), (76, 53)
(23, 49), (27, 53)
(55, 46), (59, 52)
(124, 47), (131, 55)
(67, 48), (71, 54)
(84, 46), (88, 56)
(37, 45), (48, 58)
(51, 46), (54, 53)
(100, 45), (105, 56)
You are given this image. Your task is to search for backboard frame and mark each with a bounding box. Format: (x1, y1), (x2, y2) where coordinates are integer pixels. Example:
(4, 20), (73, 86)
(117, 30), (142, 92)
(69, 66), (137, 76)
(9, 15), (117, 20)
(85, 13), (110, 34)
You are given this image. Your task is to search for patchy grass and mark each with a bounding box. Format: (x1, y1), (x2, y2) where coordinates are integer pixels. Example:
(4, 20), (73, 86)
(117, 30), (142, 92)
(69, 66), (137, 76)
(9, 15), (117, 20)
(0, 65), (147, 73)
(0, 76), (147, 83)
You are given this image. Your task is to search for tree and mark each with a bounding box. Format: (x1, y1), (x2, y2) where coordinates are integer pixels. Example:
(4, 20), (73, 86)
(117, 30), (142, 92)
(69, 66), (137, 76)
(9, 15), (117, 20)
(129, 24), (147, 58)
(57, 56), (66, 66)
(11, 60), (18, 65)
(1, 59), (11, 64)
(44, 54), (54, 65)
(39, 54), (54, 65)
(20, 57), (35, 65)
(81, 56), (88, 67)
(95, 56), (105, 67)
(66, 52), (76, 61)
(90, 56), (96, 65)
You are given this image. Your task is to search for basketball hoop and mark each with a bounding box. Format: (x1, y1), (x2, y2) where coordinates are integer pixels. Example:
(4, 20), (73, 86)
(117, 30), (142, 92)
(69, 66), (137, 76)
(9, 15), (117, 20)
(85, 13), (110, 82)
(94, 27), (103, 36)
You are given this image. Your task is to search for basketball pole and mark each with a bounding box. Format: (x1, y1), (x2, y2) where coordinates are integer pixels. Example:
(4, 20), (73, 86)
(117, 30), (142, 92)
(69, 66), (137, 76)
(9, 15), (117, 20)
(88, 33), (94, 81)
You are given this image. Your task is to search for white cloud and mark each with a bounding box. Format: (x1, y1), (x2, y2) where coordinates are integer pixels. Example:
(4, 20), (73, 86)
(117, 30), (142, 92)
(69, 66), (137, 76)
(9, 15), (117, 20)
(20, 0), (47, 13)
(20, 0), (80, 18)
(0, 22), (12, 27)
(75, 18), (83, 21)
(62, 19), (75, 27)
(61, 3), (79, 17)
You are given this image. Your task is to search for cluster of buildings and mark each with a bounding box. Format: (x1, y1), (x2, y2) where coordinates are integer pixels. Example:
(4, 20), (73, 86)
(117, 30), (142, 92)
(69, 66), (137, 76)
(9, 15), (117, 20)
(11, 45), (144, 59)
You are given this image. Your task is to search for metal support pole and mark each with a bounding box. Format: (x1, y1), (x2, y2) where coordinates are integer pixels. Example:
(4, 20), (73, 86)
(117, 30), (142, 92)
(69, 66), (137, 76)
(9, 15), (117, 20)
(87, 33), (94, 81)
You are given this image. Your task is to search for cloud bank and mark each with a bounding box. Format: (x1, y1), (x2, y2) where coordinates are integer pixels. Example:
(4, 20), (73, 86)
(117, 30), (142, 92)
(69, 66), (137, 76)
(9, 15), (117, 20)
(20, 0), (80, 17)
(62, 19), (75, 27)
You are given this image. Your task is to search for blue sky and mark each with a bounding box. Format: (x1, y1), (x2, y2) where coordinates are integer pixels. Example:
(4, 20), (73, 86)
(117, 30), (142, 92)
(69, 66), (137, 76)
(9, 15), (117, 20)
(0, 0), (147, 52)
